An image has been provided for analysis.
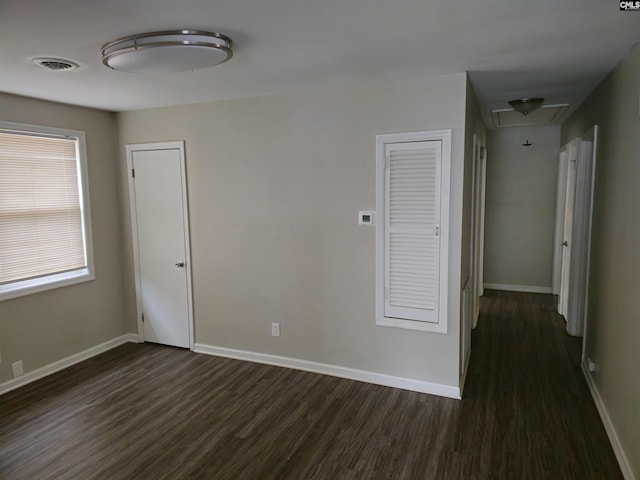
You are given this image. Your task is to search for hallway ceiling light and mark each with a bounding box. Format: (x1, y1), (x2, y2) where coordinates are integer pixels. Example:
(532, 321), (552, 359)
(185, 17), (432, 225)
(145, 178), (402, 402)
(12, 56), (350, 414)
(508, 98), (544, 115)
(101, 30), (233, 74)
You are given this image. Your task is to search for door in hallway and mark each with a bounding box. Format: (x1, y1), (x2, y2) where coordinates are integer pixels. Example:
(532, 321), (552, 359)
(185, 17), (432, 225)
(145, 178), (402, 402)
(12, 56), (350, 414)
(559, 139), (578, 319)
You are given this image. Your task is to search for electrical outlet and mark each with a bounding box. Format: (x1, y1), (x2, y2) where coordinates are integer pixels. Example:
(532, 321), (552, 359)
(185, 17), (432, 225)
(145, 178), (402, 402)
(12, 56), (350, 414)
(12, 360), (23, 378)
(271, 323), (281, 337)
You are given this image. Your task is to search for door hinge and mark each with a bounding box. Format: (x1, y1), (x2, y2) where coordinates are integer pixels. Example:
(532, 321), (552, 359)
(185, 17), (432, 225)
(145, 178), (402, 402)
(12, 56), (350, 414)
(141, 312), (144, 322)
(132, 168), (135, 178)
(435, 224), (440, 237)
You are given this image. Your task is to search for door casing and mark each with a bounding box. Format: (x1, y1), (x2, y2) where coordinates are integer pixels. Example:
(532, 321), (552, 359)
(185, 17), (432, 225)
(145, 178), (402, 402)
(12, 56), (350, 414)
(568, 126), (598, 340)
(470, 136), (486, 328)
(552, 147), (568, 295)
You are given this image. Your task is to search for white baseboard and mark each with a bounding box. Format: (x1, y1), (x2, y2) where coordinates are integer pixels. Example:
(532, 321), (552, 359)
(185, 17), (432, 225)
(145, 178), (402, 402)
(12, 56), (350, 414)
(582, 360), (636, 480)
(193, 343), (461, 399)
(483, 283), (552, 294)
(0, 333), (139, 396)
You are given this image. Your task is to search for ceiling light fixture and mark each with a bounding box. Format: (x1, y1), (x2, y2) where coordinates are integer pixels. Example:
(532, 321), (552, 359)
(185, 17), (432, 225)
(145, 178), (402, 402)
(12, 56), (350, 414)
(508, 98), (544, 115)
(101, 30), (233, 74)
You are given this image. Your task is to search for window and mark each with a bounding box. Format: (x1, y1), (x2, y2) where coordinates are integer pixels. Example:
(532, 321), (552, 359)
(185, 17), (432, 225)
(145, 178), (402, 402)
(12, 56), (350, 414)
(0, 122), (94, 300)
(375, 130), (451, 333)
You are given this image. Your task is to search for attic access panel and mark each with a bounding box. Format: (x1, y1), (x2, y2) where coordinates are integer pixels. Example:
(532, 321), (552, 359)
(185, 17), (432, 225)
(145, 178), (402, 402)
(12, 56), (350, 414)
(492, 104), (569, 128)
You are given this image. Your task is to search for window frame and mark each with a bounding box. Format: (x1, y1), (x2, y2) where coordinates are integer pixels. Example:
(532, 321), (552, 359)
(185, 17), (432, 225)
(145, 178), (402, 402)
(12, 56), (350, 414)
(0, 121), (95, 301)
(375, 129), (451, 333)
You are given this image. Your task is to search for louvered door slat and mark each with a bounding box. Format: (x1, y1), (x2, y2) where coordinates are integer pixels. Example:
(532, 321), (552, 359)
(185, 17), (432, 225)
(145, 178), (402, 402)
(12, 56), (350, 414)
(384, 140), (441, 323)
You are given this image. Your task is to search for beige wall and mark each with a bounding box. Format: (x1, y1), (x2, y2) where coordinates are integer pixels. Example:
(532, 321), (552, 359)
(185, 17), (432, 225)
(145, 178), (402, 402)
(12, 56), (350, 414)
(562, 43), (640, 477)
(484, 125), (560, 289)
(0, 93), (126, 383)
(118, 74), (468, 387)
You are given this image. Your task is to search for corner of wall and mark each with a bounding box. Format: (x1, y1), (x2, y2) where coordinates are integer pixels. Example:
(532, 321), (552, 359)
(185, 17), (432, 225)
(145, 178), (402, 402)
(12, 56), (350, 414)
(114, 113), (140, 335)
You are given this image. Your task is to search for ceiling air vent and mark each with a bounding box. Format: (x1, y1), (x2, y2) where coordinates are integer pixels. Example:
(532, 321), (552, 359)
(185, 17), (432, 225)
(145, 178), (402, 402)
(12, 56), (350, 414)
(33, 57), (79, 72)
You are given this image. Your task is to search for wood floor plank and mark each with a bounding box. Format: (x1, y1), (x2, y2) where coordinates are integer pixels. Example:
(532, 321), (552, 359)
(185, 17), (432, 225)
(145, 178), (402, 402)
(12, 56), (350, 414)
(0, 291), (623, 479)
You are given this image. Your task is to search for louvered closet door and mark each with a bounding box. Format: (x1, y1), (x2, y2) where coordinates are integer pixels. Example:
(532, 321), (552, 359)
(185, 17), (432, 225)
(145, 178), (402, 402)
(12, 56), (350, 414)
(384, 140), (442, 323)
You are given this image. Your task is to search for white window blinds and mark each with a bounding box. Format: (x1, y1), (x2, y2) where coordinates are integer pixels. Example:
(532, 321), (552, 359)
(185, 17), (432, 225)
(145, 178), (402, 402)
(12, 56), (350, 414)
(384, 140), (441, 323)
(0, 130), (86, 285)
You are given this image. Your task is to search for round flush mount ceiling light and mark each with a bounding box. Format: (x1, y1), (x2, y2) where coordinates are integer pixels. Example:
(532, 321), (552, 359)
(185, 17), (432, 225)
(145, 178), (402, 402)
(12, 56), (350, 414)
(101, 30), (233, 74)
(508, 98), (544, 116)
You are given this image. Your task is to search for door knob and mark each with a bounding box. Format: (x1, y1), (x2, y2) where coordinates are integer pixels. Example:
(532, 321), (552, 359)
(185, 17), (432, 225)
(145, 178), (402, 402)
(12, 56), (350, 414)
(175, 261), (185, 268)
(561, 241), (568, 247)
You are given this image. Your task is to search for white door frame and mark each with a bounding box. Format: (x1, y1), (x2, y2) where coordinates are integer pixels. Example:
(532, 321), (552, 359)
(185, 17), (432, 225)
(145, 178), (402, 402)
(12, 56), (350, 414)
(478, 145), (487, 299)
(567, 126), (598, 340)
(375, 129), (451, 333)
(469, 136), (478, 324)
(126, 141), (195, 349)
(470, 136), (486, 328)
(552, 146), (568, 295)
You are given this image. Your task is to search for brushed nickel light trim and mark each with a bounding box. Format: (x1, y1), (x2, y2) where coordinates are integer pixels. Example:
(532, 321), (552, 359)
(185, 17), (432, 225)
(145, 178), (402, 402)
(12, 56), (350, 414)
(101, 30), (233, 74)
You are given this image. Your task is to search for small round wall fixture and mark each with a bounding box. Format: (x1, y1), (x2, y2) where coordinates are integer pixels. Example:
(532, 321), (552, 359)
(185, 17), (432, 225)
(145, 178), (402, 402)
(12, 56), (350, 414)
(101, 30), (233, 74)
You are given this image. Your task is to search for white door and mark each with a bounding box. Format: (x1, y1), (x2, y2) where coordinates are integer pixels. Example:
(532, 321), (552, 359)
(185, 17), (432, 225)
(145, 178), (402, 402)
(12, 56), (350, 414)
(559, 139), (578, 318)
(384, 140), (442, 323)
(127, 142), (193, 348)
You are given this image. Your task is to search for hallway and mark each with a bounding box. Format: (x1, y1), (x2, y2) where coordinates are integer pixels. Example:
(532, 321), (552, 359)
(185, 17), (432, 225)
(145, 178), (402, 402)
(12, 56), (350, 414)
(462, 289), (621, 478)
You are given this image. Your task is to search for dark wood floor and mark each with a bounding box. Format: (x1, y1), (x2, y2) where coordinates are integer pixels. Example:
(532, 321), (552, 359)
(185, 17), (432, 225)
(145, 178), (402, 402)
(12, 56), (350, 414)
(0, 291), (622, 479)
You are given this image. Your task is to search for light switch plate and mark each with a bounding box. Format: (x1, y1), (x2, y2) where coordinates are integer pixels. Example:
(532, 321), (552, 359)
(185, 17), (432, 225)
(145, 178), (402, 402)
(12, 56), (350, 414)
(271, 323), (280, 337)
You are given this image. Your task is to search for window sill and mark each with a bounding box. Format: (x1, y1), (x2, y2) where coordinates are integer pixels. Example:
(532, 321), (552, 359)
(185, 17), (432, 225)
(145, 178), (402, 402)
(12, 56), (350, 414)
(0, 269), (95, 301)
(376, 316), (448, 334)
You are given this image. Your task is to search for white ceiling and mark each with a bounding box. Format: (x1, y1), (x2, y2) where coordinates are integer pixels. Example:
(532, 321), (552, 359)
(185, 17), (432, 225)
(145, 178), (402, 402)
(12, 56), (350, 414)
(1, 0), (639, 124)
